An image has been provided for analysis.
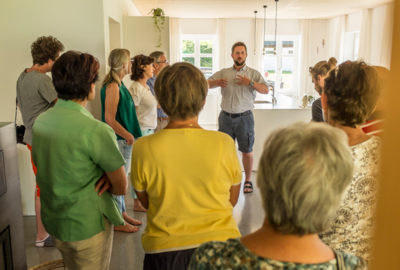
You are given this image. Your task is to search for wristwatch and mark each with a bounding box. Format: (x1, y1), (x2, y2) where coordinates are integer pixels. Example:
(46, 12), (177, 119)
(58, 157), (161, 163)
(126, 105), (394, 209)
(250, 80), (254, 87)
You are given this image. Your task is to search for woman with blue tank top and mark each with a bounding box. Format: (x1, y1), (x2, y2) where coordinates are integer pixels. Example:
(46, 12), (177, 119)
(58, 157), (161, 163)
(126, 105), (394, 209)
(101, 48), (143, 233)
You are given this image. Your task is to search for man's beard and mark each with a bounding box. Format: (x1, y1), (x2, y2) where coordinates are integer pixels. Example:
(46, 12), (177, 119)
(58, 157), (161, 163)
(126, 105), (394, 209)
(234, 58), (246, 66)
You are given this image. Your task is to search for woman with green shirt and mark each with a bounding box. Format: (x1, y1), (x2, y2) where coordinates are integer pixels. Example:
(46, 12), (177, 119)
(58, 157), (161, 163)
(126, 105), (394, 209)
(33, 51), (128, 269)
(101, 48), (143, 233)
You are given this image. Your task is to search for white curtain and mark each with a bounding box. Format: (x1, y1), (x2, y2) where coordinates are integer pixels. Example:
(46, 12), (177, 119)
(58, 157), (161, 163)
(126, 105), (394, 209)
(358, 9), (373, 63)
(298, 20), (311, 97)
(217, 19), (226, 69)
(334, 15), (346, 63)
(380, 3), (394, 69)
(253, 19), (265, 75)
(169, 18), (181, 64)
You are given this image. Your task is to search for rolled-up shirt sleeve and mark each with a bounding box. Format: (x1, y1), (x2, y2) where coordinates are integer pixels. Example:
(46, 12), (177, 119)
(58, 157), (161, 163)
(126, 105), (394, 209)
(253, 71), (268, 87)
(208, 70), (223, 88)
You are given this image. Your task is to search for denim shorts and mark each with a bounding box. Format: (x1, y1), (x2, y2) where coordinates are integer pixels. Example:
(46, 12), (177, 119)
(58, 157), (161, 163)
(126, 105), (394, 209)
(218, 110), (255, 153)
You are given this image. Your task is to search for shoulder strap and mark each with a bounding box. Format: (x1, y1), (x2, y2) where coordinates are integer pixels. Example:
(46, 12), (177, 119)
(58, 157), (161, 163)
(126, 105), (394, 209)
(15, 97), (18, 126)
(333, 250), (345, 270)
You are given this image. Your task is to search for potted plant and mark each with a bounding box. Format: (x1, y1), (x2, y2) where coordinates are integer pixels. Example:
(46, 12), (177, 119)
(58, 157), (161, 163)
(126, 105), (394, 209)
(148, 8), (165, 47)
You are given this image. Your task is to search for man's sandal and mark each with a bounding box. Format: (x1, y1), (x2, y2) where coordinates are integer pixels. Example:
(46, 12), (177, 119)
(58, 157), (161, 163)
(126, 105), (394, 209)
(243, 181), (253, 194)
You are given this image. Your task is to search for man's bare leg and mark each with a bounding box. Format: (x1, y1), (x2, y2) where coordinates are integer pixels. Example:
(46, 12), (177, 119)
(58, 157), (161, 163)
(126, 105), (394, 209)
(242, 152), (253, 193)
(35, 194), (49, 241)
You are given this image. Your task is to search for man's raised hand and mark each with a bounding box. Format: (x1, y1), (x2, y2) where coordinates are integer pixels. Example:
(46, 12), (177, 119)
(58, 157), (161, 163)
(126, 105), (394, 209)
(235, 75), (251, 86)
(216, 78), (228, 88)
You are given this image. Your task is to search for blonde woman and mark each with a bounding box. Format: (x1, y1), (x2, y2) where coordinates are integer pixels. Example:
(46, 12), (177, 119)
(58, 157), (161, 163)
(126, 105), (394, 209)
(101, 49), (142, 233)
(309, 57), (337, 122)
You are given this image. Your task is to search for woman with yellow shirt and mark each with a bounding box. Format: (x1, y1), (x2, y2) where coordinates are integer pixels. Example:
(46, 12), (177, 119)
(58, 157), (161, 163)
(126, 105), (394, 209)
(131, 62), (242, 270)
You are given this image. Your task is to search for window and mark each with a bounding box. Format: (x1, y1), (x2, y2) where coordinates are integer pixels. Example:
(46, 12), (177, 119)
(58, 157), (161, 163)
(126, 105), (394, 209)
(344, 31), (360, 61)
(181, 35), (217, 79)
(263, 35), (299, 94)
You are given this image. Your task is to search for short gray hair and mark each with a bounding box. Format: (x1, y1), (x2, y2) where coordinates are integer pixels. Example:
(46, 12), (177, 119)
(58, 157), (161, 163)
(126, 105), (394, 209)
(149, 51), (165, 62)
(257, 122), (353, 236)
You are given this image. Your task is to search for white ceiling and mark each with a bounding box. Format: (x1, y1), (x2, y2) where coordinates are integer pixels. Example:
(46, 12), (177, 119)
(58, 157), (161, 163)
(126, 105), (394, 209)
(131, 0), (393, 20)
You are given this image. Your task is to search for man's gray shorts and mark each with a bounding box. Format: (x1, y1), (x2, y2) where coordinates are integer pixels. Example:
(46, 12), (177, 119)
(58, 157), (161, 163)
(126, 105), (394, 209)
(218, 110), (255, 153)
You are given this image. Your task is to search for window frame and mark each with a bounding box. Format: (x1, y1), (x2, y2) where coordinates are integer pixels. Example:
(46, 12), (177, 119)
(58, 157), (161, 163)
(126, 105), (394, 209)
(180, 34), (218, 79)
(262, 35), (299, 95)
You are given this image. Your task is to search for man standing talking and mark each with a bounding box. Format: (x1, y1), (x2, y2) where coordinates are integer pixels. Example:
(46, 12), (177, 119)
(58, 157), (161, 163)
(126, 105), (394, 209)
(147, 51), (169, 131)
(208, 42), (269, 194)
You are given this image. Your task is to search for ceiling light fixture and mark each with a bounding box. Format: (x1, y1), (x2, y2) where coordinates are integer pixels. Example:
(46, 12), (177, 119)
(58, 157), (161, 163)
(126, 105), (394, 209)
(272, 0), (279, 104)
(254, 11), (257, 55)
(263, 5), (267, 55)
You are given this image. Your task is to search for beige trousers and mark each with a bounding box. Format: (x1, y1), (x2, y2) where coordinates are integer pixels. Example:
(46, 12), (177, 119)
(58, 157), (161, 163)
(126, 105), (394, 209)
(52, 216), (113, 270)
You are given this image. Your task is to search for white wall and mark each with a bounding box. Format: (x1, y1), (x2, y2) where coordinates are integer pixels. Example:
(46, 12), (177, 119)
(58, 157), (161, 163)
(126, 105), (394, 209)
(122, 16), (170, 88)
(102, 0), (141, 60)
(347, 11), (362, 32)
(309, 20), (329, 68)
(0, 0), (140, 215)
(181, 19), (217, 35)
(1, 0), (105, 124)
(326, 17), (340, 62)
(334, 5), (390, 66)
(370, 5), (388, 65)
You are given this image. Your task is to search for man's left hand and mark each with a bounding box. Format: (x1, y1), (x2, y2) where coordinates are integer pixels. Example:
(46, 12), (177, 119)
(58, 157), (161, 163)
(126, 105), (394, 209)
(235, 75), (251, 86)
(95, 174), (111, 196)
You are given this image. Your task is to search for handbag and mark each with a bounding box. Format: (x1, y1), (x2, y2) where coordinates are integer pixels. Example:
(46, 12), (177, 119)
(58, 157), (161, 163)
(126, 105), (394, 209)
(334, 249), (345, 270)
(15, 97), (26, 145)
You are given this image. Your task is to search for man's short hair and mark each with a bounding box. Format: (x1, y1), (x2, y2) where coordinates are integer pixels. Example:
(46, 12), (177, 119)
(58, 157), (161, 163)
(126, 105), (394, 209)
(154, 63), (207, 120)
(51, 51), (99, 101)
(31, 36), (65, 65)
(257, 122), (353, 236)
(149, 51), (165, 63)
(231, 42), (247, 54)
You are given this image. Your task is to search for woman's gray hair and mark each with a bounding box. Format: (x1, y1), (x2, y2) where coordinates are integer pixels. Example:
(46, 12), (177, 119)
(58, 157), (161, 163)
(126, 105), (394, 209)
(257, 122), (353, 236)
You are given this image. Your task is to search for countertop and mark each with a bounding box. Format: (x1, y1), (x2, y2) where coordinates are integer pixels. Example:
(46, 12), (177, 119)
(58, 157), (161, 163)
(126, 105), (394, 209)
(253, 94), (311, 110)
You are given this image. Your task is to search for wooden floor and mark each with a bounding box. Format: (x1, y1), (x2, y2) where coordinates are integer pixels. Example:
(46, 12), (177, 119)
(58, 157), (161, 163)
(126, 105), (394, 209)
(24, 172), (265, 269)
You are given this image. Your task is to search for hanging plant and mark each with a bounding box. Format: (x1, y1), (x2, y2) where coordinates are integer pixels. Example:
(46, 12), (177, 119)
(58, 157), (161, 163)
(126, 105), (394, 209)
(148, 8), (165, 48)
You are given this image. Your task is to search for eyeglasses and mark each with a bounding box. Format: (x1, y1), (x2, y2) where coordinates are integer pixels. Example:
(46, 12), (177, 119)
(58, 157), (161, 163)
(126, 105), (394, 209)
(309, 66), (313, 72)
(156, 60), (169, 64)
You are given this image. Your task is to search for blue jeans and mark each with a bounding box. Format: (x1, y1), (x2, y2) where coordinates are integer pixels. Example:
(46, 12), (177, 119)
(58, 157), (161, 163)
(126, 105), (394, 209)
(130, 129), (154, 198)
(114, 140), (133, 213)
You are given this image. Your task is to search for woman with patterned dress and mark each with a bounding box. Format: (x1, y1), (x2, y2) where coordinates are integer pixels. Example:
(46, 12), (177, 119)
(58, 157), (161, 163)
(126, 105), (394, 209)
(319, 61), (382, 261)
(189, 122), (367, 270)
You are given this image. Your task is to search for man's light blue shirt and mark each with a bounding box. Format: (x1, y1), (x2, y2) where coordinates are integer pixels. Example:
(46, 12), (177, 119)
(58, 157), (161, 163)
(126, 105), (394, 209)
(147, 75), (168, 118)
